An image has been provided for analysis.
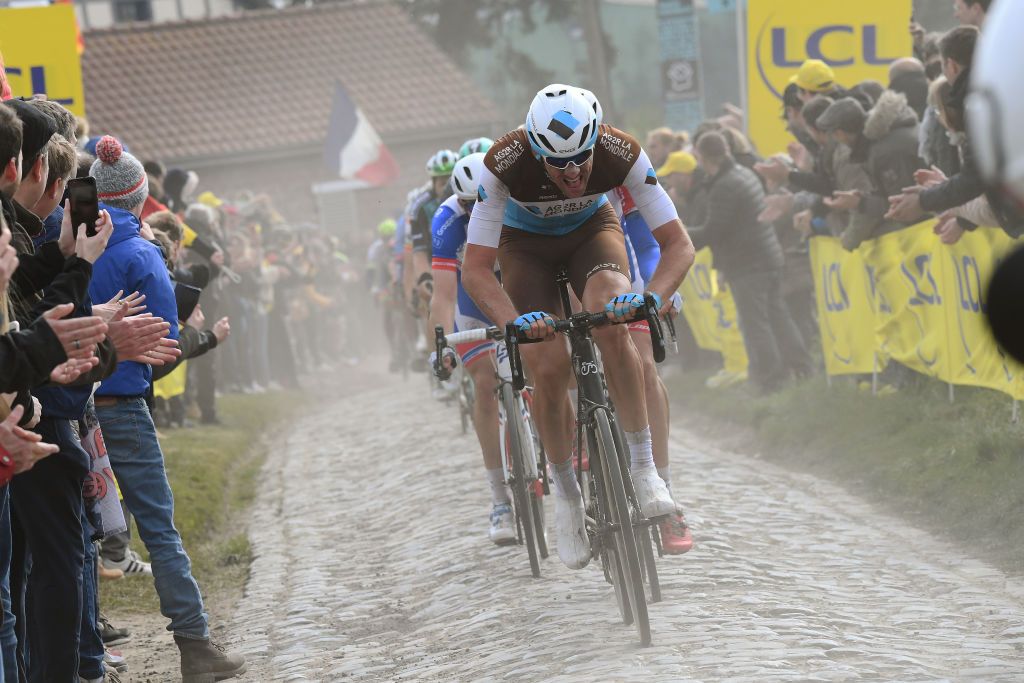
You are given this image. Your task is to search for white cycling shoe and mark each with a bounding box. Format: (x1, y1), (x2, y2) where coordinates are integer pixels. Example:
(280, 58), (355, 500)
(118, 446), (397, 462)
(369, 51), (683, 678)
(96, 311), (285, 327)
(554, 493), (591, 569)
(631, 466), (676, 518)
(488, 503), (516, 546)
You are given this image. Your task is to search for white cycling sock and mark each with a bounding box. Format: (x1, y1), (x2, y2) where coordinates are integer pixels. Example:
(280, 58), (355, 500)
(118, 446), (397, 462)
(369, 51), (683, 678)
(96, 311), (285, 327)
(626, 426), (655, 472)
(486, 467), (510, 506)
(550, 459), (581, 500)
(657, 465), (672, 490)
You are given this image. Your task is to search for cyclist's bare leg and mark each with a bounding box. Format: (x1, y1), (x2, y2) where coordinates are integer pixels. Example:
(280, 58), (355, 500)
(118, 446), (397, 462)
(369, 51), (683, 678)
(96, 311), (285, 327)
(466, 356), (501, 470)
(581, 269), (649, 433)
(631, 327), (669, 469)
(520, 339), (574, 467)
(583, 269), (674, 518)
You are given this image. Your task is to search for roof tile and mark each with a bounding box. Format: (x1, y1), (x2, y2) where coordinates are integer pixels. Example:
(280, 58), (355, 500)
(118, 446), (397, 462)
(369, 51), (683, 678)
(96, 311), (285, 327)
(81, 3), (497, 163)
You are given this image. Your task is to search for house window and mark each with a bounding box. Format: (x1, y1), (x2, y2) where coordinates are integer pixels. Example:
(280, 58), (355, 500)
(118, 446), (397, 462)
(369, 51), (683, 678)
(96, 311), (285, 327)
(113, 0), (153, 22)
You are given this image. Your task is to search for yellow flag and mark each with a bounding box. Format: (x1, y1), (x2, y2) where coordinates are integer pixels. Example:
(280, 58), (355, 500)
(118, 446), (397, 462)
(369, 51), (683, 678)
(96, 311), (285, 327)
(153, 361), (188, 401)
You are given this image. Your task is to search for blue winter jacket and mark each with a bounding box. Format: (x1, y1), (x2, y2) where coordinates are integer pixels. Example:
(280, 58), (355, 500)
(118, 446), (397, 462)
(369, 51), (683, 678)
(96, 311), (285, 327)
(88, 205), (179, 397)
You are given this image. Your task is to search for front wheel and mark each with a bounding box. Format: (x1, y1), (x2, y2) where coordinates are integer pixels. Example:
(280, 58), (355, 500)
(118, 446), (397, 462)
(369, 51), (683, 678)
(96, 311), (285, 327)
(501, 384), (541, 578)
(593, 409), (650, 645)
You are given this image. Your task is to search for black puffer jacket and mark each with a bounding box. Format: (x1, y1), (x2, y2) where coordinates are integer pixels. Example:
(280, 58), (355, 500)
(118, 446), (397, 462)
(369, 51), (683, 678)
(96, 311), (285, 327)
(856, 90), (924, 223)
(688, 159), (784, 279)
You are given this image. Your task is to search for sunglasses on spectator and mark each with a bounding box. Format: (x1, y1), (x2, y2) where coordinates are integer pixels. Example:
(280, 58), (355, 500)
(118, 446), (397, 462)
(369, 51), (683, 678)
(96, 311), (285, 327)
(543, 148), (593, 170)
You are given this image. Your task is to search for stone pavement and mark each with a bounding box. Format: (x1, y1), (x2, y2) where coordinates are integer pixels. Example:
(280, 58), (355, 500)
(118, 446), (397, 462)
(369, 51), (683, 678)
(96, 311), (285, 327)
(225, 368), (1024, 681)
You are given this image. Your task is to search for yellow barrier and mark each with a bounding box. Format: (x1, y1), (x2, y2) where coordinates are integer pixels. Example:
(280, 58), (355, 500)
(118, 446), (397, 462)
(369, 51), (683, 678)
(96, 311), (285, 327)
(678, 248), (748, 374)
(810, 223), (1024, 400)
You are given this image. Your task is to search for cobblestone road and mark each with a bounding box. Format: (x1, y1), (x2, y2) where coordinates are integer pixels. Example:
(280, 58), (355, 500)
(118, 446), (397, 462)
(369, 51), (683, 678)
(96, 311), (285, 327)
(226, 368), (1024, 681)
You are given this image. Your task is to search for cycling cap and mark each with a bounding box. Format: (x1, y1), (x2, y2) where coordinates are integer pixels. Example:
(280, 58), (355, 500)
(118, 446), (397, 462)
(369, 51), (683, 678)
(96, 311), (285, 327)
(525, 84), (602, 159)
(427, 149), (458, 177)
(968, 0), (1024, 202)
(459, 137), (494, 158)
(450, 152), (485, 201)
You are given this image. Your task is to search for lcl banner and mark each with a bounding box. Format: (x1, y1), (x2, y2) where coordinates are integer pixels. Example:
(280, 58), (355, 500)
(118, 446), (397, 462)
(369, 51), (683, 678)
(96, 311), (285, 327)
(745, 0), (910, 156)
(0, 5), (85, 116)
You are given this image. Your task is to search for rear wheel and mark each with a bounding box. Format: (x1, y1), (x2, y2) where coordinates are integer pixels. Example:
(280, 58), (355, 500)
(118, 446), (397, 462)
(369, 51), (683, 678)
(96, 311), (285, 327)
(502, 384), (540, 578)
(593, 409), (650, 645)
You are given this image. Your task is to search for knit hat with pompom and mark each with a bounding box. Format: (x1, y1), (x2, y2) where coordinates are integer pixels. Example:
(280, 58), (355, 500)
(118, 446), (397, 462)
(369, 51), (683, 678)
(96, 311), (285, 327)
(89, 135), (148, 211)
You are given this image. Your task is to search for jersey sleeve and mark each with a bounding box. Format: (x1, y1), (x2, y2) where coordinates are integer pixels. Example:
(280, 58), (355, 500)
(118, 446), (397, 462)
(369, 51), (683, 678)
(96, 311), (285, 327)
(466, 165), (509, 249)
(430, 204), (463, 273)
(621, 147), (680, 230)
(623, 212), (661, 283)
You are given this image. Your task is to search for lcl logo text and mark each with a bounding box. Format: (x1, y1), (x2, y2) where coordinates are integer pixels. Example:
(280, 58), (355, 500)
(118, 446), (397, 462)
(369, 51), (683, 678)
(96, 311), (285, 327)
(756, 19), (900, 99)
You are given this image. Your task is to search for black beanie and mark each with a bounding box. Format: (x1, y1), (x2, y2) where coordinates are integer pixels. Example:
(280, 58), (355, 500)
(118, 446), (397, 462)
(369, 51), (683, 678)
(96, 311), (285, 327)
(3, 99), (56, 176)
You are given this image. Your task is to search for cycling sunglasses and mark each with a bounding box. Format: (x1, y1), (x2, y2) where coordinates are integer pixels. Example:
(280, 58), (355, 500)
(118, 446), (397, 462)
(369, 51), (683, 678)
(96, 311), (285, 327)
(458, 198), (475, 213)
(543, 148), (593, 170)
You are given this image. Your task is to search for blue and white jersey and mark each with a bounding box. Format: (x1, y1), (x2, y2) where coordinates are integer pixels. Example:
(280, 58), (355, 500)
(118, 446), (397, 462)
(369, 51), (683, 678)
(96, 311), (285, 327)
(430, 195), (493, 327)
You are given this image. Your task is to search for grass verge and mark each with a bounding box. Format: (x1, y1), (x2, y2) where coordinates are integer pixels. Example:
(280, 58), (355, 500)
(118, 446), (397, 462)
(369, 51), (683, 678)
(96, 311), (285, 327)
(101, 391), (302, 613)
(668, 369), (1024, 573)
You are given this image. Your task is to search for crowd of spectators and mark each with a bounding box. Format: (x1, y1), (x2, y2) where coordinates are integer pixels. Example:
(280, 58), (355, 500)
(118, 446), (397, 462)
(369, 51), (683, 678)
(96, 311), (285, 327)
(0, 52), (356, 682)
(649, 0), (1019, 395)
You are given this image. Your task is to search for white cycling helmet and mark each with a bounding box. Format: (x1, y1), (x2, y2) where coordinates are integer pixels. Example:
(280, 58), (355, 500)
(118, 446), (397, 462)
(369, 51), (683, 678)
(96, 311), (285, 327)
(577, 87), (603, 124)
(525, 83), (602, 158)
(967, 0), (1024, 202)
(450, 152), (485, 201)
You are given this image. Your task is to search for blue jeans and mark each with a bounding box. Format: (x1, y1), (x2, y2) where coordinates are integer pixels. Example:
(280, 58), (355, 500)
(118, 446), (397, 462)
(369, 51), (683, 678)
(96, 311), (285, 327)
(10, 418), (89, 683)
(78, 511), (103, 680)
(95, 398), (208, 639)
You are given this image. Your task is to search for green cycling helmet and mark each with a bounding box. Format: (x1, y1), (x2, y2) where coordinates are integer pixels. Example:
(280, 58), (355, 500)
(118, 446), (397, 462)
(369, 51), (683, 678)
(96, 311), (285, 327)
(458, 137), (494, 158)
(378, 218), (397, 238)
(427, 149), (458, 177)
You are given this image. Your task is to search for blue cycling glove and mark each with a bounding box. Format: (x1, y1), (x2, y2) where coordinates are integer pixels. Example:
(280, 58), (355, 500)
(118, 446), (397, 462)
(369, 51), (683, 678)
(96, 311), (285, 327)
(647, 291), (664, 312)
(514, 311), (554, 334)
(605, 293), (646, 319)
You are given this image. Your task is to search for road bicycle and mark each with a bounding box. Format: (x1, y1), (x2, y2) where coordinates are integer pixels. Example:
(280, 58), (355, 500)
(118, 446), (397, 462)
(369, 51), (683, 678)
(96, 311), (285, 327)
(435, 327), (549, 577)
(504, 268), (667, 645)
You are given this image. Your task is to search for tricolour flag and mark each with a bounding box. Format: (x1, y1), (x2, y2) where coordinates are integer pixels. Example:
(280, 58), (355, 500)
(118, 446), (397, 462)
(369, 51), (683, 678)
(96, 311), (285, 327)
(323, 81), (399, 187)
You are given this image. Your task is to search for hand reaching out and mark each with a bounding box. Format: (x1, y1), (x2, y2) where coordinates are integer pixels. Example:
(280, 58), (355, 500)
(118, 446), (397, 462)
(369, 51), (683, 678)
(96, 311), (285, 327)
(92, 291), (146, 323)
(107, 315), (172, 361)
(212, 317), (231, 344)
(0, 405), (58, 474)
(50, 357), (100, 385)
(132, 338), (181, 366)
(41, 304), (107, 360)
(74, 210), (114, 264)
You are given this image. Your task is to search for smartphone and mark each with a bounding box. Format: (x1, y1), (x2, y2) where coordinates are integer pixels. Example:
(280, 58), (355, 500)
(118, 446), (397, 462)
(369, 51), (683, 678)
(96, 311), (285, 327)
(67, 177), (99, 238)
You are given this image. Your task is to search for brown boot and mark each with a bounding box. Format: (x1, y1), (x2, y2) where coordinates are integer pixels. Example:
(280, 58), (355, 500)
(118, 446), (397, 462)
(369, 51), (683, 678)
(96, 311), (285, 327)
(98, 563), (124, 581)
(174, 636), (246, 683)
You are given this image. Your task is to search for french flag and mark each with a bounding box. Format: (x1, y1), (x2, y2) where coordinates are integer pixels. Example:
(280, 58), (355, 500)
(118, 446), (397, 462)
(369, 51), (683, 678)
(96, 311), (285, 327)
(323, 81), (400, 187)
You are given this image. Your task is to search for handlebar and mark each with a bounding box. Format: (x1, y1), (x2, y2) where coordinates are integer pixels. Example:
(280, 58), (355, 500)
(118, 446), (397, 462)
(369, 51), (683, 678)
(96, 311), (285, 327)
(433, 325), (504, 379)
(503, 294), (666, 391)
